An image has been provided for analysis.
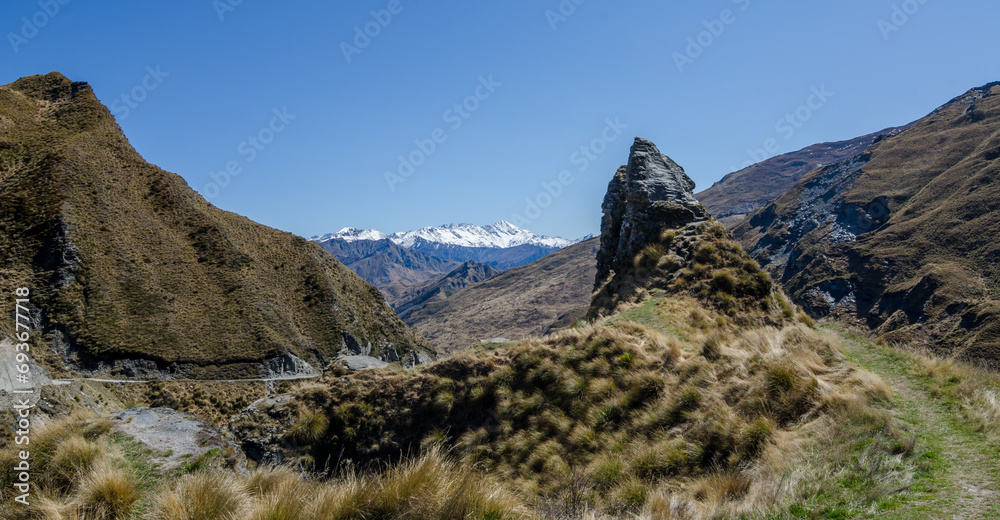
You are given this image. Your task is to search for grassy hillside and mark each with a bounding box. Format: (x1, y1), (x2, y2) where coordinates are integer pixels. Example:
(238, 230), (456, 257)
(0, 73), (432, 375)
(229, 292), (927, 518)
(393, 260), (499, 318)
(405, 238), (599, 354)
(734, 82), (1000, 366)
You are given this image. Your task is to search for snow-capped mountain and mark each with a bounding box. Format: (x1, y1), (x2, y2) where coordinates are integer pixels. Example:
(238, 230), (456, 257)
(390, 221), (574, 249)
(314, 221), (576, 250)
(314, 227), (388, 243)
(312, 222), (583, 283)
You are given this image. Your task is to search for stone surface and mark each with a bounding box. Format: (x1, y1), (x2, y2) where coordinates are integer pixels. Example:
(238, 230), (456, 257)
(596, 138), (709, 286)
(111, 407), (247, 474)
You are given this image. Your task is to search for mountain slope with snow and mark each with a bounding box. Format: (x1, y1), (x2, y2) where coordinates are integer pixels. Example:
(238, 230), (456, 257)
(314, 221), (576, 250)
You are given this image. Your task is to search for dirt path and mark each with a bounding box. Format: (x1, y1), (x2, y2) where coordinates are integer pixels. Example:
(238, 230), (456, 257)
(49, 374), (321, 385)
(841, 335), (1000, 520)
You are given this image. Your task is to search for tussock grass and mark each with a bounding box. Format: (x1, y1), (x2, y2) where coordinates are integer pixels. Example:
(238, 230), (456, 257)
(288, 408), (330, 446)
(153, 472), (248, 520)
(2, 416), (528, 520)
(914, 351), (1000, 441)
(241, 316), (913, 518)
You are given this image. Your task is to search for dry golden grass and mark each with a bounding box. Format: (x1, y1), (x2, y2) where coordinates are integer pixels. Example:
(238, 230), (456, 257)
(1, 413), (529, 520)
(917, 353), (1000, 440)
(153, 472), (249, 520)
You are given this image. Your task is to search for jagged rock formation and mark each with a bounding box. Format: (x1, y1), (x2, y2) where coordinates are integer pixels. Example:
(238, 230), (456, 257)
(0, 73), (434, 378)
(596, 138), (709, 285)
(733, 81), (1000, 366)
(590, 138), (791, 323)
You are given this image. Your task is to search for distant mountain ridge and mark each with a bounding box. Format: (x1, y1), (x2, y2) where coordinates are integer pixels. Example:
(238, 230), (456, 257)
(314, 221), (575, 249)
(314, 222), (583, 293)
(696, 126), (908, 226)
(317, 238), (460, 289)
(393, 261), (499, 319)
(405, 238), (600, 354)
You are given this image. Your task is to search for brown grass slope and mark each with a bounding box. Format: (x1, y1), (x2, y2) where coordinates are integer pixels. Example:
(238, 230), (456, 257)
(405, 238), (599, 355)
(0, 72), (431, 375)
(393, 260), (499, 318)
(696, 126), (906, 226)
(734, 81), (1000, 366)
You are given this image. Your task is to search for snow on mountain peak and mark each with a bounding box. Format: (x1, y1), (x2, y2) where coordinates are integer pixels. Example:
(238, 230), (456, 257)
(388, 222), (574, 249)
(313, 227), (388, 243)
(313, 222), (576, 249)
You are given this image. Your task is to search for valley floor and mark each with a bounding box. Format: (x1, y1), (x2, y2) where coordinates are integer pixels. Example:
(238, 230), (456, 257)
(834, 327), (1000, 520)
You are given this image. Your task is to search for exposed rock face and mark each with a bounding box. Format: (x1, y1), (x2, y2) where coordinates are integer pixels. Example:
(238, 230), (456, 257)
(732, 82), (1000, 366)
(596, 138), (709, 286)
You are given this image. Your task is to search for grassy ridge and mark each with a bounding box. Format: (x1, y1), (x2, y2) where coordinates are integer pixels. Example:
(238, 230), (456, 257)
(0, 73), (431, 371)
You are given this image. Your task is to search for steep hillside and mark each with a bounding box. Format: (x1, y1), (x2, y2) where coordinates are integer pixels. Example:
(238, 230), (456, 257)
(734, 82), (1000, 366)
(405, 238), (599, 354)
(393, 260), (499, 318)
(0, 73), (433, 378)
(697, 127), (906, 226)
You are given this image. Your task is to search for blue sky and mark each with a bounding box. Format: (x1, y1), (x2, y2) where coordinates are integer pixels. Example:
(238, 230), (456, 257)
(3, 1), (998, 240)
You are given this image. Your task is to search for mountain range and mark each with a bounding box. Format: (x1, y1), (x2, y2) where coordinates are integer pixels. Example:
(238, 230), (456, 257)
(317, 221), (576, 249)
(314, 221), (585, 311)
(4, 71), (999, 519)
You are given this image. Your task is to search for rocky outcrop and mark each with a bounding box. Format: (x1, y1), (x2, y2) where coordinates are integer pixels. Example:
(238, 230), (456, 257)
(595, 138), (709, 286)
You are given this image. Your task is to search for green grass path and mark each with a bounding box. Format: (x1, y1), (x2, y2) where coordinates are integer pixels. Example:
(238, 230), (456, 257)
(837, 330), (1000, 520)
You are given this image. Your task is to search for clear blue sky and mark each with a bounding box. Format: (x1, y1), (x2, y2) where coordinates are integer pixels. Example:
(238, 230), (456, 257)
(3, 1), (998, 240)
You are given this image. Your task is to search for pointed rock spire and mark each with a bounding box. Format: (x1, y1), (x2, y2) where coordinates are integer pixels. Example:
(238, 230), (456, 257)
(595, 137), (708, 285)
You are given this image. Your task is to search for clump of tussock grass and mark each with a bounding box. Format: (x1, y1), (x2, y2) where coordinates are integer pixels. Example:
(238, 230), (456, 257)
(153, 472), (249, 520)
(77, 463), (141, 519)
(288, 408), (329, 446)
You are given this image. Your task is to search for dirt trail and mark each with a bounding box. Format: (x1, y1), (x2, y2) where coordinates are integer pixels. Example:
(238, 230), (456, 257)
(843, 336), (1000, 520)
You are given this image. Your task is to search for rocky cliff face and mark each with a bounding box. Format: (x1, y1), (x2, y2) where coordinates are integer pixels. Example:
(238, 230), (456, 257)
(595, 138), (709, 288)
